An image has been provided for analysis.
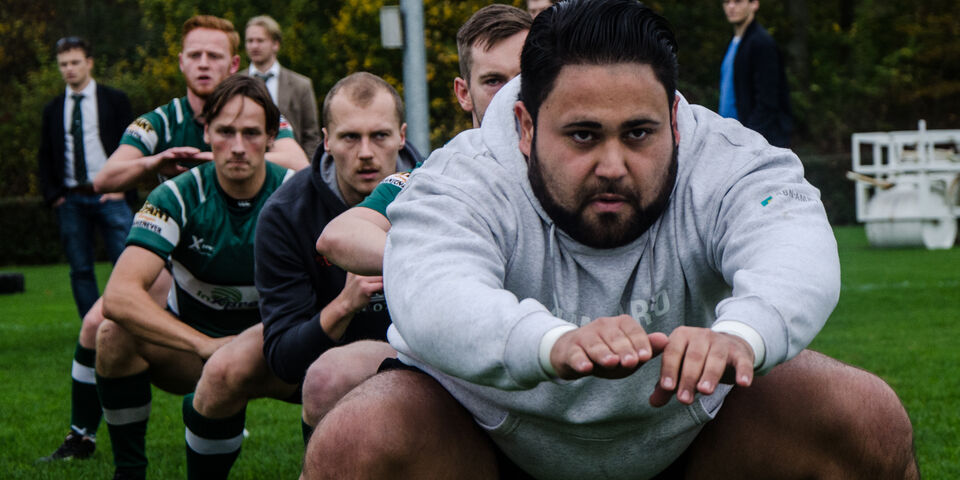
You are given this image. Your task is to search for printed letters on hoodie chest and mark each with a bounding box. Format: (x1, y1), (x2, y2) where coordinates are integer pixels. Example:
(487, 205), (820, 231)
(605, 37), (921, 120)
(505, 226), (691, 332)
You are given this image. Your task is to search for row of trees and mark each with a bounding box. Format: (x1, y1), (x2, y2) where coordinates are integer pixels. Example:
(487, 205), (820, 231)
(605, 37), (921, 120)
(1, 0), (957, 198)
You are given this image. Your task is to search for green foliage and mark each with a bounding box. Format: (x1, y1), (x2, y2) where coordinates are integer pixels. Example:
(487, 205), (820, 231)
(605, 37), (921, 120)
(0, 197), (63, 265)
(2, 0), (956, 198)
(316, 0), (524, 149)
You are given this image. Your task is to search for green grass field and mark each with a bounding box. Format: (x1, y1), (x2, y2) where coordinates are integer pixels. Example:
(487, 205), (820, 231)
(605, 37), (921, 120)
(0, 226), (958, 478)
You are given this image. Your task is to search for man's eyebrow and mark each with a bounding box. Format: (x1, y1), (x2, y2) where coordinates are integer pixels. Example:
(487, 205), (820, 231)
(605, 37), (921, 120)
(622, 118), (661, 129)
(562, 120), (602, 129)
(478, 71), (507, 79)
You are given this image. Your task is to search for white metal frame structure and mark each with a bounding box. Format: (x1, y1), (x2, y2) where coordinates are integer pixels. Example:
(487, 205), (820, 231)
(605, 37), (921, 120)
(850, 121), (960, 248)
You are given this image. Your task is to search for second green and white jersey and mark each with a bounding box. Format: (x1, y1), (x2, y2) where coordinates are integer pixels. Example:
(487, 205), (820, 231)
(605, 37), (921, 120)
(120, 96), (295, 157)
(127, 161), (294, 337)
(357, 162), (422, 219)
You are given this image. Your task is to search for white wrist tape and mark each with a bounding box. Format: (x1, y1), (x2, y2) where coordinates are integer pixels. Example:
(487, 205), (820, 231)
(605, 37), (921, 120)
(711, 321), (765, 369)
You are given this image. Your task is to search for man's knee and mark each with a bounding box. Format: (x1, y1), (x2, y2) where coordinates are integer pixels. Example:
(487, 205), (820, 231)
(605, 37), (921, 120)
(79, 301), (105, 345)
(95, 319), (138, 375)
(302, 350), (367, 424)
(821, 361), (917, 478)
(774, 351), (918, 479)
(194, 339), (264, 411)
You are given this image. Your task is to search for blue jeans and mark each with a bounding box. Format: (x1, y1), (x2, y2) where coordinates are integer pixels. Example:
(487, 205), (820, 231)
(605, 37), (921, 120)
(56, 192), (133, 319)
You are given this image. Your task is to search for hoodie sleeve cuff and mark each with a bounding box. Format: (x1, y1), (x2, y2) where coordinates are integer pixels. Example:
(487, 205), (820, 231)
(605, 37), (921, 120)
(538, 325), (579, 378)
(711, 320), (765, 369)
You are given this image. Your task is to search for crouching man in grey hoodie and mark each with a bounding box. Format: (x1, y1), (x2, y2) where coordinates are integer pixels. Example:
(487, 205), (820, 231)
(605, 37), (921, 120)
(303, 1), (919, 478)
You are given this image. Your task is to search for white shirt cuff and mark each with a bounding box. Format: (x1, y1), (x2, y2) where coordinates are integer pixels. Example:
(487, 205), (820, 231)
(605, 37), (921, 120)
(538, 325), (578, 378)
(711, 321), (765, 369)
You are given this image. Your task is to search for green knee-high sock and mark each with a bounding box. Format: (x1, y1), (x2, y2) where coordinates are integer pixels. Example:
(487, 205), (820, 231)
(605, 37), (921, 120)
(301, 419), (314, 447)
(183, 393), (246, 480)
(96, 371), (151, 476)
(71, 344), (102, 437)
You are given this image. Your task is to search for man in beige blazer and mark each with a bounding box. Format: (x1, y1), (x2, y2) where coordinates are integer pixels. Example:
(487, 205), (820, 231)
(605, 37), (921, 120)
(244, 15), (321, 158)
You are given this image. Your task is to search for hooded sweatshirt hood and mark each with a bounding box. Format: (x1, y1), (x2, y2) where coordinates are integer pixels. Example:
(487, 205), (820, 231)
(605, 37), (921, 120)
(316, 142), (422, 205)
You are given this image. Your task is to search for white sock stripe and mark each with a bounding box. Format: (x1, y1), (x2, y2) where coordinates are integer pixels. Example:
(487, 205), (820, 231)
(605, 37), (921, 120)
(185, 428), (243, 455)
(70, 425), (96, 440)
(71, 360), (97, 384)
(103, 404), (151, 425)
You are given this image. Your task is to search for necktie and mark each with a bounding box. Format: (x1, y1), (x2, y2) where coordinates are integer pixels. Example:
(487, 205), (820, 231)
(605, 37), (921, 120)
(71, 93), (87, 184)
(254, 72), (274, 83)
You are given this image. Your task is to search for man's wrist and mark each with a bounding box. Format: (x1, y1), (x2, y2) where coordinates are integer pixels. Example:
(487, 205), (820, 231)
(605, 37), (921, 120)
(538, 325), (578, 378)
(711, 321), (765, 369)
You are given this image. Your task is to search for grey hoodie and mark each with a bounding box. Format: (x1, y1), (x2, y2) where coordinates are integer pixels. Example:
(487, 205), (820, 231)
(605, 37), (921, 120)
(382, 77), (839, 479)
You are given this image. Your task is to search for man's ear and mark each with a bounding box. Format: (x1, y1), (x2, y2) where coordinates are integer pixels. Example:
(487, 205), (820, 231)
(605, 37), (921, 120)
(454, 77), (474, 113)
(515, 101), (534, 158)
(230, 55), (241, 74)
(398, 123), (407, 148)
(203, 124), (210, 145)
(671, 95), (680, 147)
(322, 127), (330, 152)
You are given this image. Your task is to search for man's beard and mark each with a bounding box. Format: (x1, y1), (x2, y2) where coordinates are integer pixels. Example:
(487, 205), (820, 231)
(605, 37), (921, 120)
(527, 133), (678, 249)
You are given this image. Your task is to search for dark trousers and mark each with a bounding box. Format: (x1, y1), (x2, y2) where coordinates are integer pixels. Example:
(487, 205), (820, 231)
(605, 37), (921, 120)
(56, 192), (133, 318)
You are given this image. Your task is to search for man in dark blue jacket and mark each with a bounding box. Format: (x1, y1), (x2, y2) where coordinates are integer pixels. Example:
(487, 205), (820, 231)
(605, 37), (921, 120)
(38, 36), (134, 461)
(719, 0), (792, 147)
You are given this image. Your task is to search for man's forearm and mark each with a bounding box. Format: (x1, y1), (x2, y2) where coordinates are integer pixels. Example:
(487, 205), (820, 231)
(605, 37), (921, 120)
(266, 138), (309, 171)
(317, 209), (390, 275)
(95, 146), (153, 193)
(103, 282), (209, 355)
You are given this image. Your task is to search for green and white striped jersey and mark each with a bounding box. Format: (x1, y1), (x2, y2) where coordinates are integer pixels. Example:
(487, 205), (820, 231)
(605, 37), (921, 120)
(127, 161), (294, 337)
(120, 96), (294, 156)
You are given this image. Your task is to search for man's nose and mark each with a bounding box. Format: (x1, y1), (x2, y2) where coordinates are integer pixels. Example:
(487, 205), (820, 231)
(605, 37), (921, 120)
(594, 141), (628, 180)
(358, 137), (375, 159)
(229, 133), (246, 153)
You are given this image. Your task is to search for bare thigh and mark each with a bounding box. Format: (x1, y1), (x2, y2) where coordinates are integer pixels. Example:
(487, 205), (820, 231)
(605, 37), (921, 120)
(301, 340), (396, 425)
(194, 323), (299, 417)
(303, 369), (498, 480)
(138, 339), (206, 395)
(674, 350), (916, 480)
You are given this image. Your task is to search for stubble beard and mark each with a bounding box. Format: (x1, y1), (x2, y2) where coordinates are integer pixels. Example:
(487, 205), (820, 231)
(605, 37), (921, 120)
(526, 131), (678, 249)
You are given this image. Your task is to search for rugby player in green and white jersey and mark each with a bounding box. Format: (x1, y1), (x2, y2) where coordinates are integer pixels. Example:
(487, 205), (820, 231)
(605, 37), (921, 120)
(96, 75), (294, 480)
(42, 15), (309, 465)
(94, 16), (307, 194)
(315, 4), (530, 275)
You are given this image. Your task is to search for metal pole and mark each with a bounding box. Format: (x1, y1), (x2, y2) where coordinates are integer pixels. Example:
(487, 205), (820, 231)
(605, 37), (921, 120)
(400, 0), (430, 155)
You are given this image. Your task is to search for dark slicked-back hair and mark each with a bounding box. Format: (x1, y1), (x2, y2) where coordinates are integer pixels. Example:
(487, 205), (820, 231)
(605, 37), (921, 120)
(520, 0), (678, 124)
(457, 4), (533, 81)
(56, 36), (92, 57)
(321, 72), (405, 129)
(200, 75), (280, 137)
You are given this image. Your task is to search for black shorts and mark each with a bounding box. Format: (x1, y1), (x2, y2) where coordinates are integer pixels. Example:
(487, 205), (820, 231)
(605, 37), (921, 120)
(377, 358), (536, 479)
